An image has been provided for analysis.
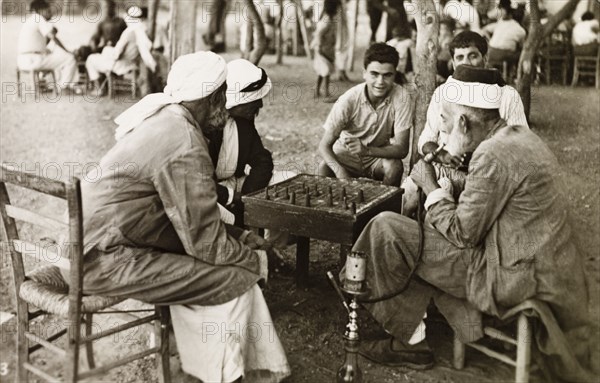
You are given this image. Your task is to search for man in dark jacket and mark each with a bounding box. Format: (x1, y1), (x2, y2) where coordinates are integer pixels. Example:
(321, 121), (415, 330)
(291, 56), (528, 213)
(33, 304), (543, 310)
(209, 59), (276, 226)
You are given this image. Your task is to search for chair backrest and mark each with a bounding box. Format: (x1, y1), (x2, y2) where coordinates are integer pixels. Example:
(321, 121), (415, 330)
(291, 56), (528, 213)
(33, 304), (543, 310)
(0, 164), (84, 320)
(540, 30), (571, 56)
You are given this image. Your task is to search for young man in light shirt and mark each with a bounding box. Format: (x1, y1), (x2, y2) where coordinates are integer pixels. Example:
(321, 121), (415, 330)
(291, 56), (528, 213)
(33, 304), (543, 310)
(318, 43), (413, 187)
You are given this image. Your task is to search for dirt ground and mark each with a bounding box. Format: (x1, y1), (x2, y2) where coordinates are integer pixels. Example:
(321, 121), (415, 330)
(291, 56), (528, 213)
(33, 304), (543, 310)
(1, 8), (599, 383)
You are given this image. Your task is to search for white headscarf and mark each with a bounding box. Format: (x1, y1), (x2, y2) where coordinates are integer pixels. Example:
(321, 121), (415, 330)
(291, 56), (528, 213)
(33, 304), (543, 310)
(114, 51), (227, 140)
(225, 59), (272, 110)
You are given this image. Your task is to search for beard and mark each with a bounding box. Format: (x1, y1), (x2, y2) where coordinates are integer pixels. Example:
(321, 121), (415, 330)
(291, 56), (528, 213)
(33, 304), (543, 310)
(203, 106), (229, 134)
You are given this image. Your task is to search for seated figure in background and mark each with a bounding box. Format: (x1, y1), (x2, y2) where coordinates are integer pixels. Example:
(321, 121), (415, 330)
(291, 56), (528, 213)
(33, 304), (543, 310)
(17, 0), (79, 90)
(483, 0), (526, 80)
(386, 23), (414, 83)
(572, 11), (599, 57)
(89, 0), (127, 54)
(85, 5), (156, 93)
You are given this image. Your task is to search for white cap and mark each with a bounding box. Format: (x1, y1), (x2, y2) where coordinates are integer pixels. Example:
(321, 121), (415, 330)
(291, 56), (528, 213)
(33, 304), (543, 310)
(225, 59), (272, 109)
(441, 77), (503, 109)
(127, 5), (142, 18)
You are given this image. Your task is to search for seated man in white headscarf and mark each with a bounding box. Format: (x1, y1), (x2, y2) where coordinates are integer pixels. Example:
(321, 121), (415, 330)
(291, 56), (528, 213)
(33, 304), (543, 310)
(75, 51), (290, 383)
(212, 59), (294, 269)
(343, 68), (594, 382)
(85, 5), (156, 93)
(209, 59), (276, 226)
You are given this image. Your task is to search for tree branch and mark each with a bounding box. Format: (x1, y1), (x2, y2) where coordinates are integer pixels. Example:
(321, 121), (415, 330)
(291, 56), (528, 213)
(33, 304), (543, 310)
(542, 0), (579, 37)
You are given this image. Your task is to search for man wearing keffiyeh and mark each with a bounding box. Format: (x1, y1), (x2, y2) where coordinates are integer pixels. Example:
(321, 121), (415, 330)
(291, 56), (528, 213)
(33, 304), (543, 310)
(74, 51), (290, 383)
(209, 59), (275, 226)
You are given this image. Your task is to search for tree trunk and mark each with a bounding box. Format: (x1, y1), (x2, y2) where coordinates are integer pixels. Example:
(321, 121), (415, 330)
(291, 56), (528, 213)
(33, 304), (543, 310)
(208, 0), (227, 39)
(169, 0), (199, 65)
(243, 0), (267, 65)
(241, 16), (254, 60)
(410, 0), (439, 169)
(348, 0), (360, 71)
(275, 0), (284, 64)
(147, 0), (160, 42)
(516, 0), (579, 119)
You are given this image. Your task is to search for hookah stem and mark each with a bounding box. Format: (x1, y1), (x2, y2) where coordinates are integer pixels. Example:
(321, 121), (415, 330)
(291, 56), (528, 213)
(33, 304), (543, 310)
(359, 188), (425, 303)
(327, 271), (351, 313)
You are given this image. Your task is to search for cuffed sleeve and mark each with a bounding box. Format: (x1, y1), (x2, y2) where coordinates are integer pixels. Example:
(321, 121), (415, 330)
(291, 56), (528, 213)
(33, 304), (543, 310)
(226, 186), (235, 205)
(424, 188), (454, 211)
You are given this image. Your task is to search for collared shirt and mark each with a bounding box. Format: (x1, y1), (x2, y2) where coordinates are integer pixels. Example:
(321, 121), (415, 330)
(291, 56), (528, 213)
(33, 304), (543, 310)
(572, 19), (599, 46)
(324, 83), (413, 148)
(418, 77), (529, 154)
(18, 12), (53, 54)
(487, 19), (527, 52)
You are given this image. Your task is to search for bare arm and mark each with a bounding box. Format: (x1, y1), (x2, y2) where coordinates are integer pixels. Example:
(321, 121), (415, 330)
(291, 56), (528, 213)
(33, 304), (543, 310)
(319, 129), (351, 178)
(47, 28), (71, 53)
(367, 129), (410, 159)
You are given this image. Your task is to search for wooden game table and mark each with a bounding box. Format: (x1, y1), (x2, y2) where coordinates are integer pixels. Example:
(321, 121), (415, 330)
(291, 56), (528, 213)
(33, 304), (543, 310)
(242, 174), (403, 286)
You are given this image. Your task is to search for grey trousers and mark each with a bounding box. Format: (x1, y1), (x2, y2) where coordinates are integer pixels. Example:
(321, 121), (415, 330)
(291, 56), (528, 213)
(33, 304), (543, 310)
(349, 212), (484, 343)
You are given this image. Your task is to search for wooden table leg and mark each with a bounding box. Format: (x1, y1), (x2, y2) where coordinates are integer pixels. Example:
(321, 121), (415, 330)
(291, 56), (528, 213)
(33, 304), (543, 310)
(339, 244), (351, 268)
(296, 236), (310, 287)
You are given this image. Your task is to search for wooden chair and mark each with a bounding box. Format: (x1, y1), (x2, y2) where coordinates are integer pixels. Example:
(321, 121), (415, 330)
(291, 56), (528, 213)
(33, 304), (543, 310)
(75, 61), (90, 91)
(16, 69), (57, 98)
(537, 30), (571, 85)
(106, 69), (138, 100)
(0, 164), (171, 382)
(571, 47), (599, 89)
(452, 306), (557, 383)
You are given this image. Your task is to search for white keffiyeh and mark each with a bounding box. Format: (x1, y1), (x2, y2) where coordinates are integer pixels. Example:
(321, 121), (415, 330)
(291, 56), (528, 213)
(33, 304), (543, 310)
(114, 51), (227, 140)
(225, 59), (272, 110)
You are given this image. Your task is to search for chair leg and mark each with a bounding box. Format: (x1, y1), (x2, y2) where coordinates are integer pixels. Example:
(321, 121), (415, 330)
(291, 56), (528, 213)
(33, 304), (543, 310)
(48, 71), (57, 97)
(108, 73), (114, 100)
(572, 60), (579, 87)
(32, 71), (40, 99)
(131, 73), (137, 99)
(16, 69), (22, 97)
(453, 334), (466, 370)
(156, 306), (171, 383)
(85, 313), (96, 369)
(516, 313), (531, 383)
(16, 300), (29, 382)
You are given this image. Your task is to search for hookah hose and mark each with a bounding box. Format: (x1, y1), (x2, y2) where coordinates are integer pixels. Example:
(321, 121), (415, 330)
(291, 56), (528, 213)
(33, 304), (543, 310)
(359, 187), (426, 304)
(358, 146), (444, 304)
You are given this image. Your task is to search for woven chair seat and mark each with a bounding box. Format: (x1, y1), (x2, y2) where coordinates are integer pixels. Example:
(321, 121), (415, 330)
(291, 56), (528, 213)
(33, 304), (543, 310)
(19, 266), (123, 317)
